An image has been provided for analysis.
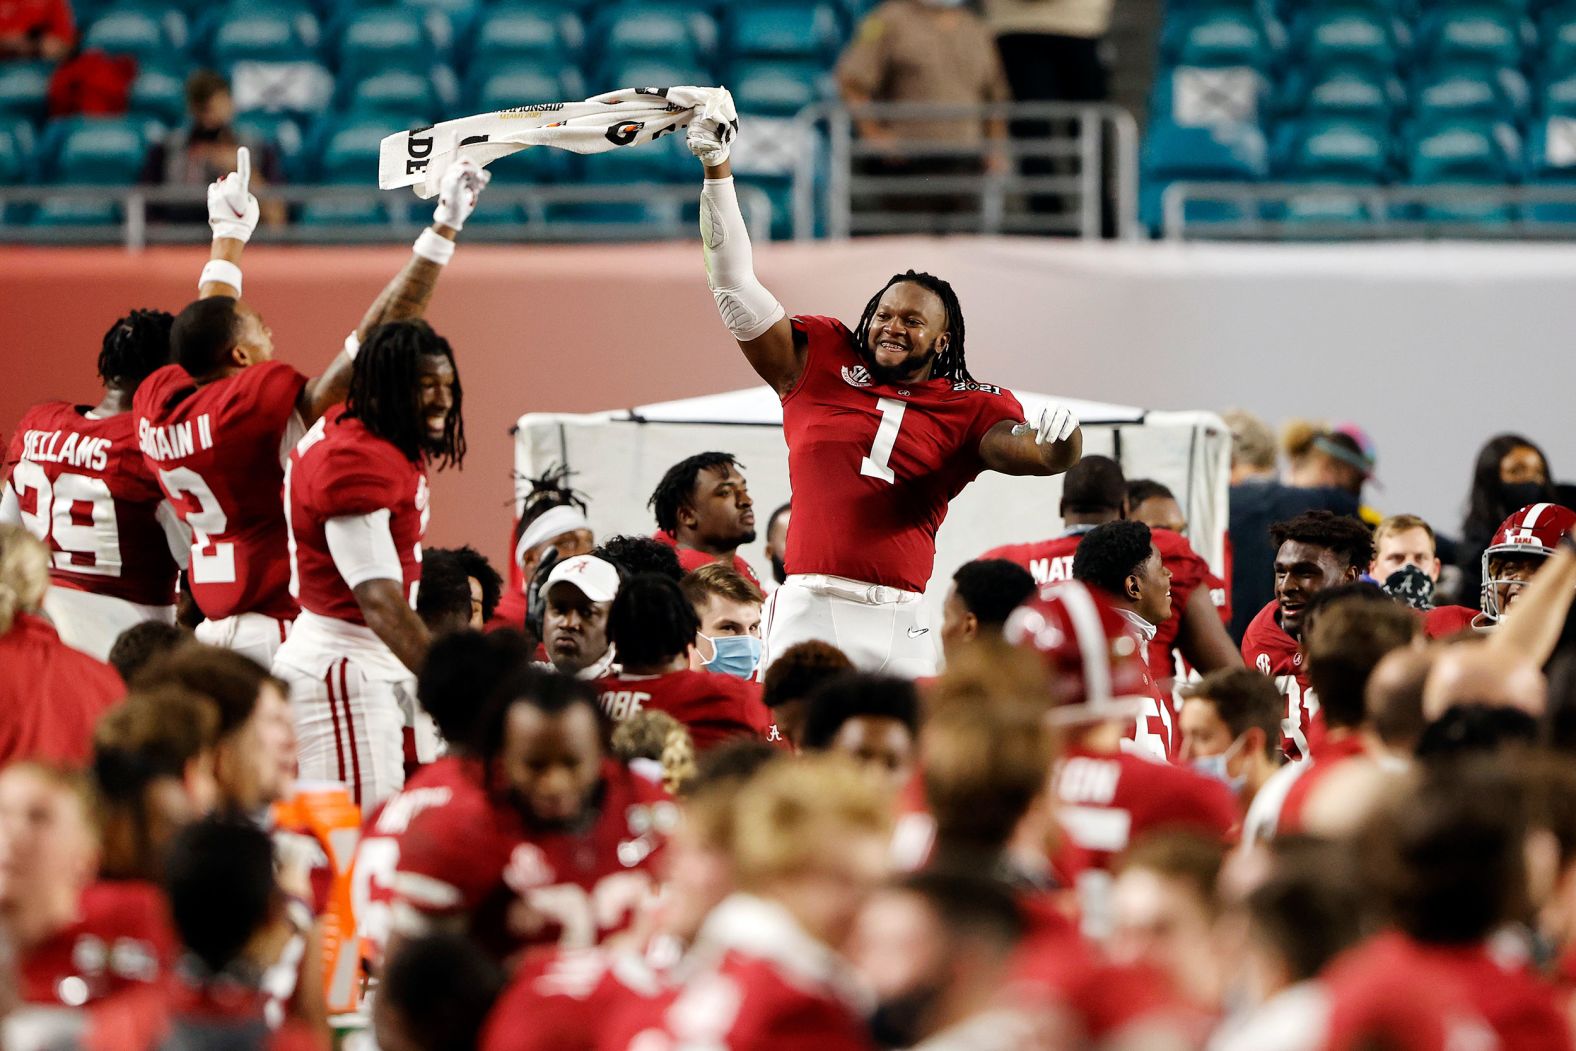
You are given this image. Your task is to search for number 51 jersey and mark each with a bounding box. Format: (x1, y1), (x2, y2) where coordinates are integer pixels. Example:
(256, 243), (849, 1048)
(781, 315), (1024, 593)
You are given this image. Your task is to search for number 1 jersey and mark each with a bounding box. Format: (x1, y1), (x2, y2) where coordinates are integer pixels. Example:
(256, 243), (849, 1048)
(781, 315), (1024, 593)
(134, 361), (307, 622)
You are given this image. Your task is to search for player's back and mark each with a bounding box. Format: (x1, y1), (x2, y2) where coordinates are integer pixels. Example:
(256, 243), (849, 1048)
(5, 402), (179, 607)
(1148, 528), (1230, 679)
(780, 315), (1023, 593)
(134, 361), (307, 622)
(594, 669), (774, 751)
(979, 533), (1081, 587)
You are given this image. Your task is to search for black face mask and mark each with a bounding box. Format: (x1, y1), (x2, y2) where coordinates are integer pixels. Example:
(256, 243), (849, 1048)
(189, 125), (226, 144)
(1501, 481), (1555, 513)
(1383, 565), (1435, 611)
(770, 555), (787, 586)
(868, 983), (943, 1049)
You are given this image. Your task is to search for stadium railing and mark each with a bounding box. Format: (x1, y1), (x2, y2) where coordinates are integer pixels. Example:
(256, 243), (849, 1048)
(1161, 182), (1576, 242)
(0, 182), (775, 249)
(790, 100), (1141, 241)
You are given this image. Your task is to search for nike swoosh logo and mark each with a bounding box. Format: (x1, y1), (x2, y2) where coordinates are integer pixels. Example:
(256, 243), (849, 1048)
(907, 627), (929, 638)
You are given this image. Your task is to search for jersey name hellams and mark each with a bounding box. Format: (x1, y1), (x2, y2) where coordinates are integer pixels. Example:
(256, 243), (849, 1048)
(20, 429), (110, 472)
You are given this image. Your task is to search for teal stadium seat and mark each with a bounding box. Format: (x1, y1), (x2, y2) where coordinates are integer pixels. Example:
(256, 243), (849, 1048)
(1416, 6), (1531, 68)
(1544, 6), (1576, 71)
(465, 62), (586, 112)
(299, 114), (409, 224)
(727, 4), (842, 62)
(0, 121), (32, 185)
(592, 4), (718, 67)
(81, 6), (182, 62)
(204, 5), (322, 66)
(1141, 120), (1268, 230)
(233, 111), (305, 179)
(0, 62), (51, 124)
(1542, 70), (1576, 117)
(127, 61), (189, 129)
(334, 9), (435, 80)
(1160, 10), (1274, 68)
(399, 0), (481, 54)
(31, 117), (148, 227)
(1526, 118), (1576, 223)
(1275, 118), (1392, 181)
(601, 58), (712, 94)
(342, 69), (441, 120)
(1291, 7), (1403, 71)
(1277, 64), (1405, 123)
(1407, 119), (1521, 223)
(466, 4), (584, 65)
(729, 61), (821, 117)
(1413, 62), (1522, 124)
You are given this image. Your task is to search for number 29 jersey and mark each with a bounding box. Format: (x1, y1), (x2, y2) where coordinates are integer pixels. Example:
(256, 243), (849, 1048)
(781, 315), (1024, 593)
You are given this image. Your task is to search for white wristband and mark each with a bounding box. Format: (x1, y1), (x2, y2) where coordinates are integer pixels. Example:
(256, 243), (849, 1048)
(344, 331), (360, 361)
(198, 260), (243, 296)
(413, 228), (455, 266)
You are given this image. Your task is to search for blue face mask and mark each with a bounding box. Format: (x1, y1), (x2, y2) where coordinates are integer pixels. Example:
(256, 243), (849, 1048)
(1190, 736), (1248, 794)
(702, 634), (762, 679)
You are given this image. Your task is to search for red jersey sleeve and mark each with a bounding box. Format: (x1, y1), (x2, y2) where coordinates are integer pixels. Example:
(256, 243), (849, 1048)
(237, 361), (309, 439)
(393, 792), (513, 920)
(965, 385), (1025, 455)
(306, 439), (406, 519)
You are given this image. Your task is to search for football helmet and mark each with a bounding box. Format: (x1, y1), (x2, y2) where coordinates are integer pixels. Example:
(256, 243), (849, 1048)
(1480, 502), (1576, 623)
(1004, 580), (1152, 726)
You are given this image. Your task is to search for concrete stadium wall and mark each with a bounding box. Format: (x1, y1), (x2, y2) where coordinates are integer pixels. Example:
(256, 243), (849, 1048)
(4, 238), (1573, 571)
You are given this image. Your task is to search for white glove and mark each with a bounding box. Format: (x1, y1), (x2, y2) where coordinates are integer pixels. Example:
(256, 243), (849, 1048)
(431, 156), (492, 231)
(1014, 404), (1080, 445)
(687, 89), (739, 168)
(207, 146), (259, 244)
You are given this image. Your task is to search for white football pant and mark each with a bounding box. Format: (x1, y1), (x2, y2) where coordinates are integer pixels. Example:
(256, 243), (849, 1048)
(42, 587), (175, 663)
(760, 574), (937, 678)
(195, 612), (293, 669)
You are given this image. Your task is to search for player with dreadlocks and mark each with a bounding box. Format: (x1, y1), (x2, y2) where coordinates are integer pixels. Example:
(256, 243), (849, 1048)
(489, 463), (596, 636)
(684, 113), (1083, 675)
(2, 308), (191, 659)
(272, 318), (470, 809)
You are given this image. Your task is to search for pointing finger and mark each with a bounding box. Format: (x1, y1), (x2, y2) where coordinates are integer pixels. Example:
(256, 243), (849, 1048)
(235, 146), (251, 192)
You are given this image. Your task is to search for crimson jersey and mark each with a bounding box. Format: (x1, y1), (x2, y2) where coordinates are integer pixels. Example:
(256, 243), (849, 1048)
(1052, 747), (1237, 889)
(781, 315), (1023, 593)
(285, 412), (428, 623)
(594, 669), (774, 752)
(652, 532), (760, 586)
(1241, 600), (1317, 761)
(613, 894), (874, 1051)
(1320, 931), (1565, 1051)
(481, 947), (668, 1051)
(394, 760), (674, 962)
(3, 403), (179, 606)
(19, 881), (177, 1008)
(134, 361), (307, 621)
(0, 614), (125, 767)
(1276, 735), (1368, 837)
(981, 528), (1228, 683)
(1425, 604), (1479, 639)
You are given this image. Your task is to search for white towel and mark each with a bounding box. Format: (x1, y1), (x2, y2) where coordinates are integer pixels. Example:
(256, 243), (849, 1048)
(378, 85), (736, 199)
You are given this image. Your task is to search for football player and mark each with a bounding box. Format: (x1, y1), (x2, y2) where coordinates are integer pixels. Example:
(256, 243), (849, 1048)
(273, 304), (474, 810)
(596, 573), (774, 752)
(648, 452), (759, 584)
(1239, 511), (1373, 760)
(2, 309), (187, 660)
(685, 121), (1080, 677)
(982, 455), (1240, 686)
(1006, 581), (1236, 941)
(390, 668), (673, 963)
(937, 558), (1037, 660)
(1477, 502), (1576, 630)
(134, 148), (483, 667)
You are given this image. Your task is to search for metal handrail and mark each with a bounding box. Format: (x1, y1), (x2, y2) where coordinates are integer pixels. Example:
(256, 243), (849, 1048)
(0, 182), (774, 250)
(1162, 181), (1576, 241)
(789, 100), (1141, 241)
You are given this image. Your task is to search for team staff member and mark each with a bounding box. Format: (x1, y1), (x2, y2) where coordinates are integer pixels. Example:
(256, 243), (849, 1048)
(685, 115), (1081, 676)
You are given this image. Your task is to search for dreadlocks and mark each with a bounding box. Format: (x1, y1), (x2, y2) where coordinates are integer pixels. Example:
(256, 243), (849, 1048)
(98, 309), (174, 392)
(852, 270), (973, 383)
(512, 464), (590, 552)
(345, 319), (465, 470)
(648, 452), (742, 535)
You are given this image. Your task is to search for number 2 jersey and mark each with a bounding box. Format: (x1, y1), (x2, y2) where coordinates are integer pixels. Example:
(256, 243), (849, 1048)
(3, 402), (181, 606)
(781, 315), (1025, 593)
(134, 361), (308, 622)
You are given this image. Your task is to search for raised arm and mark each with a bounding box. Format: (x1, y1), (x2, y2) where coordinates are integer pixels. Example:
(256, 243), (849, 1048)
(298, 159), (492, 425)
(980, 404), (1083, 477)
(688, 108), (802, 397)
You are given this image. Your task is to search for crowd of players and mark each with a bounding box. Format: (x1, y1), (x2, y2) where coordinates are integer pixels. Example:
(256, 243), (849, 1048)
(2, 117), (1576, 1051)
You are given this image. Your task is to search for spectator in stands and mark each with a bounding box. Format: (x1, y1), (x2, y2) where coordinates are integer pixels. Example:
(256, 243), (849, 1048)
(0, 526), (125, 768)
(801, 672), (919, 793)
(1457, 434), (1557, 613)
(1178, 669), (1283, 810)
(852, 871), (1030, 1050)
(107, 621), (190, 684)
(1223, 409), (1358, 641)
(138, 70), (285, 227)
(1127, 478), (1187, 535)
(939, 558), (1036, 660)
(540, 554), (621, 680)
(680, 563), (764, 680)
(836, 0), (1011, 222)
(1282, 420), (1377, 510)
(649, 452), (760, 585)
(760, 640), (854, 748)
(0, 0), (72, 60)
(377, 933), (502, 1051)
(762, 502), (791, 588)
(1109, 832), (1225, 1010)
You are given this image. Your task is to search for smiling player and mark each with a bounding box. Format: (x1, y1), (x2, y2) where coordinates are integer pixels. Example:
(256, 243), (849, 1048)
(685, 112), (1082, 676)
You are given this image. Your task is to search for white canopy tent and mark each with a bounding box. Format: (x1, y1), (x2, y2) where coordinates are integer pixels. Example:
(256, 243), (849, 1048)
(515, 387), (1230, 622)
